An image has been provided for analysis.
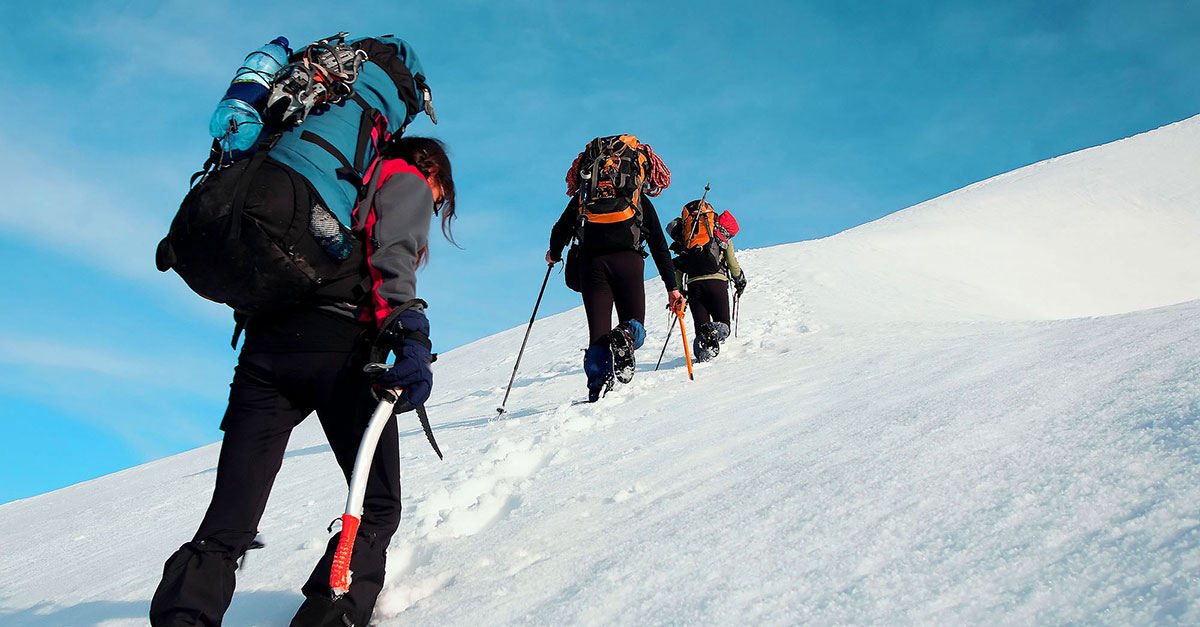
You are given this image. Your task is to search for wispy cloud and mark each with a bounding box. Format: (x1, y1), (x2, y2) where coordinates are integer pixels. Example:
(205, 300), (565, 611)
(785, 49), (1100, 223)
(0, 334), (233, 460)
(0, 336), (227, 396)
(0, 141), (172, 281)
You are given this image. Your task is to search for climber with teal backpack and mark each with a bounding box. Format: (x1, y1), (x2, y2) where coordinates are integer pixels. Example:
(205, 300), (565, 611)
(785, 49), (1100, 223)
(150, 32), (454, 627)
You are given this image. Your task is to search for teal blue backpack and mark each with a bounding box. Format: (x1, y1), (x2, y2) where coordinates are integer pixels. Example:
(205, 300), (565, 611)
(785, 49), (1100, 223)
(157, 33), (437, 315)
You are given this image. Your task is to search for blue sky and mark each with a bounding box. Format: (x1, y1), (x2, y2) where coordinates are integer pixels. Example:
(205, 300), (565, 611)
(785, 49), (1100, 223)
(1, 0), (1197, 504)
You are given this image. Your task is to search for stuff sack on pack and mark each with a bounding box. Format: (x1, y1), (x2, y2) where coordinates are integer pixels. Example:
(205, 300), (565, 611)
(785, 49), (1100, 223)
(716, 210), (739, 241)
(209, 37), (292, 154)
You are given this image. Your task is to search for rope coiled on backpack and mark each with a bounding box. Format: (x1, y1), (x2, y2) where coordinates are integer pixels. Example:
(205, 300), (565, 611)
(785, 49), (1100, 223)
(564, 142), (671, 198)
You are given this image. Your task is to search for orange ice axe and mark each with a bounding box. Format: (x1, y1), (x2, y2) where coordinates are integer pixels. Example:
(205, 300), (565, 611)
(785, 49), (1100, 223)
(674, 301), (694, 381)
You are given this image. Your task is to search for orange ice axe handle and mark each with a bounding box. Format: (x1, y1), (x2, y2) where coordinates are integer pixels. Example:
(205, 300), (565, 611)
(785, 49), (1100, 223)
(675, 303), (694, 381)
(330, 392), (398, 597)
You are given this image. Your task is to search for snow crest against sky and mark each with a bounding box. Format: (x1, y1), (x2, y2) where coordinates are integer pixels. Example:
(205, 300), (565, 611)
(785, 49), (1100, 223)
(1, 0), (1199, 503)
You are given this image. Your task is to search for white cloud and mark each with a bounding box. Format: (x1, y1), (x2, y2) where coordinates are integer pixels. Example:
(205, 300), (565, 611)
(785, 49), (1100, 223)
(0, 336), (227, 396)
(0, 143), (169, 281)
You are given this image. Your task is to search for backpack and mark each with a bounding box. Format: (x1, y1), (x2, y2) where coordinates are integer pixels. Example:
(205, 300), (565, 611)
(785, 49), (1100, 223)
(671, 201), (739, 278)
(681, 199), (718, 248)
(573, 135), (649, 251)
(156, 34), (432, 315)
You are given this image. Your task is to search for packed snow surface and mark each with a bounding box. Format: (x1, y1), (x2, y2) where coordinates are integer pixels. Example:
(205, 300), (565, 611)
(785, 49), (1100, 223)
(2, 117), (1199, 625)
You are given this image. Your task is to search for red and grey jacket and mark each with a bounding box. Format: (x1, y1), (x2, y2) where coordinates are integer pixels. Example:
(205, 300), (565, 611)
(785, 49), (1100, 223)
(353, 156), (435, 327)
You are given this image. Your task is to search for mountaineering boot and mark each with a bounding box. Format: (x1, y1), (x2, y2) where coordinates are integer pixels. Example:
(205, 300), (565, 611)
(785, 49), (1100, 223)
(692, 335), (716, 363)
(693, 321), (730, 363)
(291, 595), (355, 627)
(606, 319), (646, 384)
(583, 344), (614, 402)
(149, 534), (253, 627)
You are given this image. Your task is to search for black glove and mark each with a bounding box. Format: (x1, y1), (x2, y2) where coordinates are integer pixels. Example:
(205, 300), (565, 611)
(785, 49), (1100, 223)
(370, 308), (433, 409)
(733, 273), (748, 297)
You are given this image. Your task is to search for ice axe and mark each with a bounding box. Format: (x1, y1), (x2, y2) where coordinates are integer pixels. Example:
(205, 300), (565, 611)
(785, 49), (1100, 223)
(329, 372), (398, 598)
(330, 364), (442, 597)
(674, 301), (694, 381)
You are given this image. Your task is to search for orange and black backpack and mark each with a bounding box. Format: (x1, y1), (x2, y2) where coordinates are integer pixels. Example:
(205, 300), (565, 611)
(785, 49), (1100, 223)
(573, 135), (648, 251)
(561, 135), (670, 290)
(670, 200), (740, 277)
(681, 199), (719, 249)
(566, 134), (676, 252)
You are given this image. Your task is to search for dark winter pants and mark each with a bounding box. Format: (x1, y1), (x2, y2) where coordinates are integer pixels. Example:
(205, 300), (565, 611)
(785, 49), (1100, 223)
(149, 312), (400, 627)
(580, 250), (646, 344)
(686, 278), (731, 329)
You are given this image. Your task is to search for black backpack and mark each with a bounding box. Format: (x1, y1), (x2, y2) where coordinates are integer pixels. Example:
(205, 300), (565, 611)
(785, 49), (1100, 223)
(155, 156), (369, 314)
(668, 202), (727, 278)
(572, 135), (649, 252)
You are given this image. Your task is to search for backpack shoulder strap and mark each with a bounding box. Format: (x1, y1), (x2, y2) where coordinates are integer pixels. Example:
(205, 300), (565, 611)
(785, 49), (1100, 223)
(353, 152), (426, 230)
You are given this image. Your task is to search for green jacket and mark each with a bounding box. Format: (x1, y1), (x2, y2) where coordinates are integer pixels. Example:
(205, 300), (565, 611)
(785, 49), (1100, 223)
(676, 244), (742, 286)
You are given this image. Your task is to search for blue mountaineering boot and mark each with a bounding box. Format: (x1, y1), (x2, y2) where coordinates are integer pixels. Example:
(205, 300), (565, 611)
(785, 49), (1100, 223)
(607, 319), (646, 384)
(584, 343), (614, 402)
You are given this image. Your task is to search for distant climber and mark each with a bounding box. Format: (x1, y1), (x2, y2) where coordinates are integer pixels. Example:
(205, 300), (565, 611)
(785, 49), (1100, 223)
(546, 135), (683, 401)
(668, 195), (746, 362)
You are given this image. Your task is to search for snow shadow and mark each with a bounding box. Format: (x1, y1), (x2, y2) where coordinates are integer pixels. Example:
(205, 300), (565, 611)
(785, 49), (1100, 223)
(397, 415), (496, 440)
(0, 599), (150, 627)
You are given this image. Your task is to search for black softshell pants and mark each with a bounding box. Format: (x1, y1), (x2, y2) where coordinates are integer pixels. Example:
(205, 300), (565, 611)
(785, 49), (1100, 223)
(686, 278), (731, 330)
(149, 312), (400, 627)
(580, 250), (646, 344)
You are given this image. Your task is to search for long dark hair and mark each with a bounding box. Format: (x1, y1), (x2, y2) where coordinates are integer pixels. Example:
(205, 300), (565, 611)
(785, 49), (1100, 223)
(383, 136), (458, 246)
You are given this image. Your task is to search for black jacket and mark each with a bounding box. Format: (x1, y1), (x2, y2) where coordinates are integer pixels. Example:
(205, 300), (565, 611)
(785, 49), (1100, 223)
(549, 196), (678, 291)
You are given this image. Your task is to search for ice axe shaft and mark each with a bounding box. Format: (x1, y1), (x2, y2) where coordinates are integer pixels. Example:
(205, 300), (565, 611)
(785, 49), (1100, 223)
(330, 393), (398, 597)
(675, 303), (694, 381)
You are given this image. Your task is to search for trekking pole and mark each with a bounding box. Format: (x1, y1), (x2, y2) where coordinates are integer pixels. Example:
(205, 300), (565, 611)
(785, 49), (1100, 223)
(733, 290), (740, 338)
(654, 311), (678, 371)
(496, 263), (554, 418)
(675, 302), (694, 381)
(330, 390), (398, 598)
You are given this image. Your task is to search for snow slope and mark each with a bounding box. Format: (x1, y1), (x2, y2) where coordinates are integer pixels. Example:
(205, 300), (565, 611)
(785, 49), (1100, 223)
(1, 117), (1198, 626)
